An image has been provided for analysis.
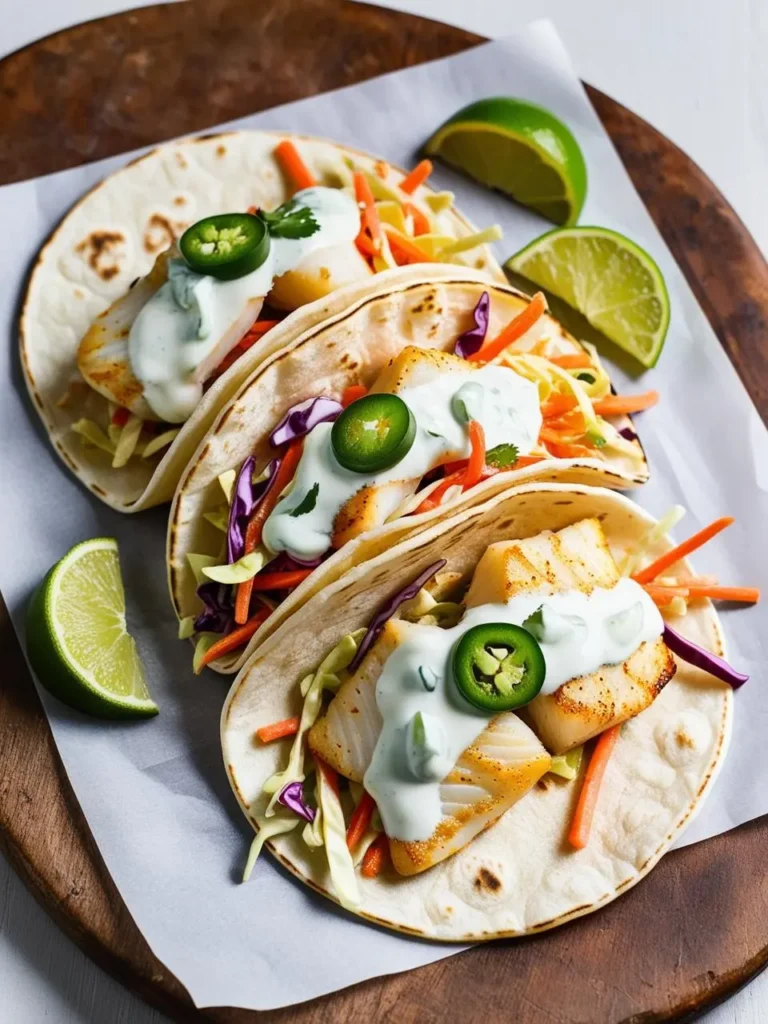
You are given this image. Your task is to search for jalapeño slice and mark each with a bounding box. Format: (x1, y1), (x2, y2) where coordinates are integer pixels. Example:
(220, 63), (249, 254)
(331, 394), (416, 474)
(180, 213), (270, 280)
(452, 623), (545, 712)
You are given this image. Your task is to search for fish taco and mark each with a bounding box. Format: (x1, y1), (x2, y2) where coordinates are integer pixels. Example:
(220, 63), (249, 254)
(222, 482), (754, 940)
(20, 131), (503, 511)
(168, 269), (657, 675)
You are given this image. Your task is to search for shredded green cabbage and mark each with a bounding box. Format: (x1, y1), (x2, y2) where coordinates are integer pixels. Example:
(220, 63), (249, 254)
(317, 765), (360, 910)
(178, 616), (196, 640)
(71, 419), (116, 455)
(203, 509), (229, 532)
(218, 469), (236, 503)
(202, 546), (271, 584)
(621, 506), (686, 577)
(424, 190), (455, 214)
(439, 224), (502, 256)
(142, 428), (180, 459)
(112, 414), (143, 468)
(242, 815), (299, 883)
(262, 630), (366, 815)
(549, 746), (584, 780)
(192, 633), (219, 674)
(187, 553), (219, 585)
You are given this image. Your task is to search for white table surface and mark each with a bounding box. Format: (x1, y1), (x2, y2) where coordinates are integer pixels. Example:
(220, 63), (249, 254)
(1, 1), (766, 1021)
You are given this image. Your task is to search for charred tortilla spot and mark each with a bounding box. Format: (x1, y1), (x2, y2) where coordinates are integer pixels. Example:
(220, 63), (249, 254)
(75, 230), (126, 281)
(474, 867), (502, 893)
(173, 195), (187, 207)
(144, 212), (186, 254)
(216, 144), (226, 157)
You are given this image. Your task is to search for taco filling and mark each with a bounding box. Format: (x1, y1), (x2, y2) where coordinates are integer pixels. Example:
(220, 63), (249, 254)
(186, 292), (657, 670)
(243, 511), (753, 910)
(69, 143), (501, 468)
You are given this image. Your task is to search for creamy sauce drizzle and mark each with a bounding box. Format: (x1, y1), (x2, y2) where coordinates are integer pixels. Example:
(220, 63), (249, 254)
(364, 578), (663, 841)
(262, 366), (542, 559)
(129, 187), (360, 422)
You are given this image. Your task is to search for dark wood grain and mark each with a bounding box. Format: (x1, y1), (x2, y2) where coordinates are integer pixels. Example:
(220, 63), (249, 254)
(2, 1), (767, 1021)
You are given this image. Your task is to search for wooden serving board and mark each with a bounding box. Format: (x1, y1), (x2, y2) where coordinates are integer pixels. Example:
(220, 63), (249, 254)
(2, 1), (768, 1020)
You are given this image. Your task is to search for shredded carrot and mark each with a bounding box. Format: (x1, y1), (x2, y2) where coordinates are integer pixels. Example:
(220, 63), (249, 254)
(400, 159), (433, 195)
(642, 583), (690, 607)
(209, 320), (283, 380)
(251, 568), (313, 591)
(354, 171), (382, 249)
(315, 756), (340, 797)
(539, 426), (588, 446)
(467, 292), (547, 363)
(346, 791), (376, 850)
(593, 391), (659, 416)
(383, 227), (435, 265)
(274, 139), (316, 191)
(403, 202), (430, 236)
(675, 585), (759, 603)
(515, 454), (548, 468)
(548, 352), (593, 369)
(632, 517), (735, 585)
(111, 407), (131, 428)
(373, 159), (389, 179)
(544, 440), (595, 459)
(463, 421), (486, 491)
(246, 205), (257, 215)
(234, 441), (304, 623)
(568, 726), (621, 849)
(355, 231), (377, 261)
(341, 384), (368, 408)
(541, 394), (578, 419)
(361, 833), (389, 878)
(256, 716), (300, 744)
(546, 410), (587, 435)
(195, 609), (271, 672)
(414, 469), (466, 515)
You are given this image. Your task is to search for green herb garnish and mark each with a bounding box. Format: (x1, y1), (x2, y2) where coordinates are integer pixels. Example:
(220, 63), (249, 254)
(261, 200), (319, 239)
(576, 372), (596, 384)
(485, 442), (519, 469)
(288, 482), (320, 517)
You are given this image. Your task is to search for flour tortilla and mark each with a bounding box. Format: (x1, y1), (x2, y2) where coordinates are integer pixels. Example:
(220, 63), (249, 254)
(168, 269), (649, 673)
(20, 130), (502, 512)
(222, 483), (731, 941)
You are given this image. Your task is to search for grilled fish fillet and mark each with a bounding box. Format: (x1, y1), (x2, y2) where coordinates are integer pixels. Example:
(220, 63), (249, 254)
(465, 518), (676, 755)
(77, 247), (265, 419)
(269, 241), (373, 310)
(331, 347), (472, 548)
(309, 619), (551, 876)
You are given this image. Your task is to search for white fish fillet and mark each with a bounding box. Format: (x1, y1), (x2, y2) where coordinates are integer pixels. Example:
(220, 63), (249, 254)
(331, 347), (471, 548)
(465, 518), (676, 754)
(309, 619), (550, 876)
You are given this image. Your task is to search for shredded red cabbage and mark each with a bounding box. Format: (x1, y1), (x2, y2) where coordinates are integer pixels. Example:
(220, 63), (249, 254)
(455, 291), (490, 359)
(278, 780), (316, 823)
(348, 559), (447, 673)
(226, 457), (278, 564)
(663, 623), (748, 688)
(270, 396), (343, 448)
(619, 426), (639, 442)
(194, 582), (233, 635)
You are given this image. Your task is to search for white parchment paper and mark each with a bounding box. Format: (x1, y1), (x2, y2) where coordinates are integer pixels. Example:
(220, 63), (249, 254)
(1, 20), (766, 1011)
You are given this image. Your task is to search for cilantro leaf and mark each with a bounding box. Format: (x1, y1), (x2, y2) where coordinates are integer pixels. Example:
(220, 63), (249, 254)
(288, 482), (319, 518)
(261, 200), (319, 240)
(485, 442), (519, 469)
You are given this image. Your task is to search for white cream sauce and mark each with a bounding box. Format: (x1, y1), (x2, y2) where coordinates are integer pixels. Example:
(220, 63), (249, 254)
(261, 365), (542, 560)
(364, 577), (663, 841)
(128, 187), (360, 422)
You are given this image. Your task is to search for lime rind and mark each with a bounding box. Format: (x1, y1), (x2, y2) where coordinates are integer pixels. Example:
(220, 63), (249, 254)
(26, 537), (157, 719)
(425, 97), (587, 226)
(507, 226), (670, 368)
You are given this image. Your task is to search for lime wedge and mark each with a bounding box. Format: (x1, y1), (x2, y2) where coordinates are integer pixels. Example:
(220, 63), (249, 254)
(507, 226), (670, 368)
(424, 97), (587, 226)
(26, 538), (158, 719)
